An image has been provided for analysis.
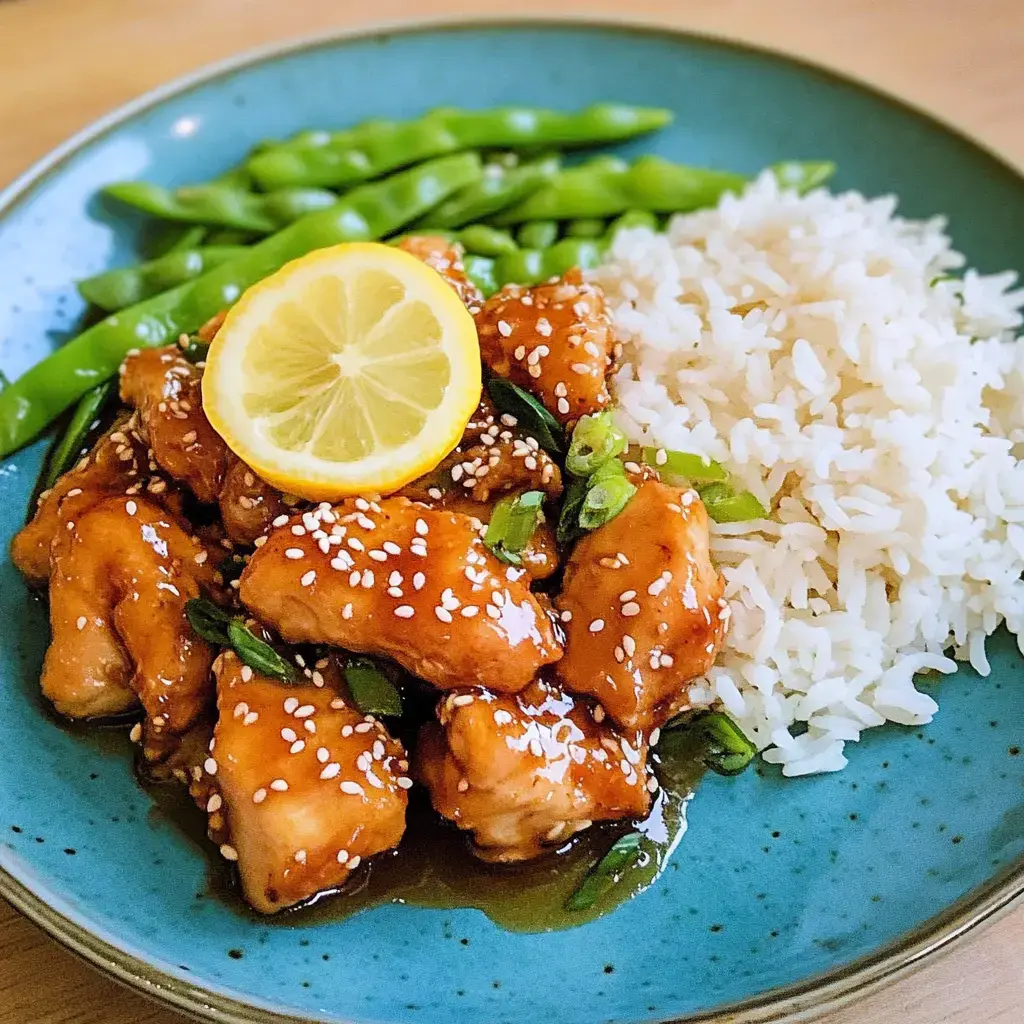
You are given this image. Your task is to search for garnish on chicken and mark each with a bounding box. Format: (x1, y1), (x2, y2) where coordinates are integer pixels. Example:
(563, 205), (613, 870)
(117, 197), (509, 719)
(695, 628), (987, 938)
(417, 679), (651, 862)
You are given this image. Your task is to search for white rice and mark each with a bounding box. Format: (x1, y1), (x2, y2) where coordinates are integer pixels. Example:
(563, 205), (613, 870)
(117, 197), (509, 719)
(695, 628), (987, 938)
(592, 173), (1024, 776)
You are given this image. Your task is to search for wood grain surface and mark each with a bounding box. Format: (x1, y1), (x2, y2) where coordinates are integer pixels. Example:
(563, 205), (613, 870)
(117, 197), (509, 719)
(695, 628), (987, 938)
(0, 1), (1022, 1022)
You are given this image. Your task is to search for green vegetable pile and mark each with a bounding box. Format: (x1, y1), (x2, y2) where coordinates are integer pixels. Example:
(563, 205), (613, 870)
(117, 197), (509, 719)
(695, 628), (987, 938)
(0, 102), (833, 460)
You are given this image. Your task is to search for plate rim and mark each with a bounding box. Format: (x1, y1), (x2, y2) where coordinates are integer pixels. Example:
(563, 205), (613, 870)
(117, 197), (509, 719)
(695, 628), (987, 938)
(2, 13), (1022, 1024)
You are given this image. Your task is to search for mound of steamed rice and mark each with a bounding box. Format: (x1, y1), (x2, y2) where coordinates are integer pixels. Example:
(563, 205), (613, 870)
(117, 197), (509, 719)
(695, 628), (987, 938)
(592, 173), (1024, 776)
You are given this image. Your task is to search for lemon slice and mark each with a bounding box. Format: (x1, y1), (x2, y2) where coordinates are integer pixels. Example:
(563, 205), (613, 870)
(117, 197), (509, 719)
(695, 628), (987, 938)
(202, 242), (481, 499)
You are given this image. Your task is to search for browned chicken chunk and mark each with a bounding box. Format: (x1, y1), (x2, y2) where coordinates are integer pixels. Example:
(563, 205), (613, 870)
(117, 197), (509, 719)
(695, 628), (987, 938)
(398, 235), (484, 309)
(417, 680), (651, 862)
(556, 479), (728, 731)
(193, 652), (409, 913)
(476, 270), (614, 426)
(119, 346), (231, 503)
(10, 419), (160, 584)
(218, 458), (288, 546)
(43, 495), (219, 760)
(239, 498), (562, 692)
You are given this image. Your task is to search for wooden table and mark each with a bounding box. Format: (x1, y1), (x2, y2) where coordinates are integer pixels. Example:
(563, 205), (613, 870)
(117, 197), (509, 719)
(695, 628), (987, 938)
(0, 0), (1022, 1021)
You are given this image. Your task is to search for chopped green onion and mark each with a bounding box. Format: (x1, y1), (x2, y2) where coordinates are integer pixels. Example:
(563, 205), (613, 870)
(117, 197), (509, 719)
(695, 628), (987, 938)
(663, 710), (757, 776)
(565, 831), (644, 911)
(484, 490), (545, 565)
(486, 377), (565, 454)
(184, 597), (232, 646)
(179, 334), (210, 364)
(567, 412), (626, 477)
(344, 656), (402, 716)
(641, 446), (726, 484)
(578, 459), (636, 531)
(227, 620), (298, 683)
(185, 597), (297, 683)
(42, 381), (116, 490)
(697, 483), (767, 523)
(770, 160), (837, 194)
(557, 475), (589, 545)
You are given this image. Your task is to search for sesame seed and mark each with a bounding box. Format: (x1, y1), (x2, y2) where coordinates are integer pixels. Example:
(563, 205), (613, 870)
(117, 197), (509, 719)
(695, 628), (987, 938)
(622, 634), (637, 657)
(243, 712), (259, 725)
(361, 569), (375, 588)
(497, 319), (512, 337)
(270, 779), (289, 792)
(129, 722), (142, 742)
(347, 537), (365, 552)
(354, 722), (373, 734)
(571, 362), (590, 375)
(648, 578), (667, 596)
(340, 781), (365, 796)
(662, 654), (675, 667)
(76, 615), (87, 631)
(368, 549), (387, 562)
(528, 364), (542, 379)
(457, 778), (470, 793)
(349, 570), (361, 587)
(300, 569), (317, 587)
(124, 499), (138, 516)
(204, 758), (218, 775)
(395, 605), (415, 618)
(320, 763), (341, 780)
(206, 794), (222, 813)
(290, 740), (305, 754)
(621, 602), (641, 617)
(348, 855), (361, 870)
(281, 728), (297, 743)
(589, 618), (605, 633)
(341, 725), (354, 738)
(654, 448), (668, 466)
(272, 514), (289, 527)
(460, 606), (479, 617)
(397, 777), (413, 789)
(383, 541), (402, 555)
(294, 704), (316, 718)
(536, 317), (552, 337)
(253, 788), (267, 804)
(619, 590), (637, 602)
(435, 606), (453, 623)
(342, 603), (354, 619)
(220, 844), (239, 862)
(336, 849), (349, 864)
(452, 694), (475, 707)
(285, 548), (304, 560)
(240, 664), (253, 682)
(284, 697), (299, 714)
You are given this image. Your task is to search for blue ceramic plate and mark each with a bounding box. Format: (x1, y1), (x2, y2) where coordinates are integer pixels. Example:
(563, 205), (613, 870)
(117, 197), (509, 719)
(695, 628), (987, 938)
(1, 19), (1023, 1024)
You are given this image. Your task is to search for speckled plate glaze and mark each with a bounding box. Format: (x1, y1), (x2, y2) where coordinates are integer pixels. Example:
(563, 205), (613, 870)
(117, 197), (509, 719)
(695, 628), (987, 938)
(1, 18), (1023, 1024)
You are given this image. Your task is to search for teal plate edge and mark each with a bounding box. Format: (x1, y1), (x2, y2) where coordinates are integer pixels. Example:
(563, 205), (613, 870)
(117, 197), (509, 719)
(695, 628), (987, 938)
(1, 14), (1022, 1024)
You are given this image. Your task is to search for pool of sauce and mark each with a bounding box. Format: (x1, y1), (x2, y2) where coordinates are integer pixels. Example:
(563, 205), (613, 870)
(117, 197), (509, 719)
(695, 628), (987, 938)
(68, 716), (706, 933)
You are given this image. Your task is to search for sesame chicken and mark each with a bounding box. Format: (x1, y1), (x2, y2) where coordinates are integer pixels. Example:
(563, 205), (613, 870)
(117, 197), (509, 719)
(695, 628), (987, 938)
(42, 496), (220, 760)
(476, 270), (614, 426)
(398, 235), (484, 309)
(239, 498), (562, 692)
(555, 479), (727, 731)
(10, 417), (173, 584)
(417, 679), (651, 862)
(195, 652), (408, 914)
(119, 345), (231, 503)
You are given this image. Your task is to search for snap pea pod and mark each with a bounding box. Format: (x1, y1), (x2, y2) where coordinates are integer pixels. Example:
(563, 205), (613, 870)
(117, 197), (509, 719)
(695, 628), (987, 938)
(41, 381), (116, 490)
(248, 104), (673, 190)
(565, 218), (607, 239)
(0, 152), (482, 456)
(77, 246), (247, 313)
(144, 223), (208, 259)
(516, 220), (559, 249)
(493, 156), (835, 223)
(410, 153), (561, 229)
(461, 253), (498, 297)
(204, 227), (261, 246)
(607, 209), (659, 234)
(388, 225), (518, 257)
(103, 180), (340, 234)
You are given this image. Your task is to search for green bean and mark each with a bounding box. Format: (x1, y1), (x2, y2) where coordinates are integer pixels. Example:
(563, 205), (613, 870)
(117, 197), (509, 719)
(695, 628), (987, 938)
(565, 218), (606, 239)
(248, 104), (673, 190)
(412, 153), (561, 229)
(0, 153), (482, 457)
(77, 246), (247, 313)
(516, 220), (559, 249)
(493, 157), (835, 224)
(144, 223), (208, 259)
(103, 180), (339, 233)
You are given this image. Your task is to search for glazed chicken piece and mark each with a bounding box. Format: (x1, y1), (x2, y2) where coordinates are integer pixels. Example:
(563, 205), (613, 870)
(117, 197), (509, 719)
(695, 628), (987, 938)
(193, 652), (409, 914)
(476, 270), (614, 426)
(218, 458), (288, 546)
(556, 479), (728, 731)
(417, 679), (651, 862)
(404, 397), (563, 507)
(119, 345), (231, 503)
(240, 498), (562, 692)
(43, 495), (219, 761)
(10, 418), (163, 584)
(398, 235), (484, 309)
